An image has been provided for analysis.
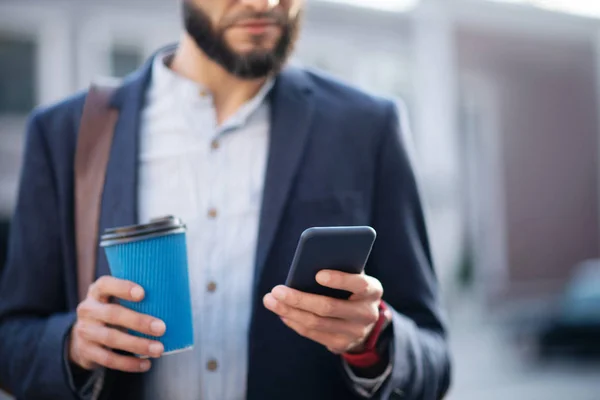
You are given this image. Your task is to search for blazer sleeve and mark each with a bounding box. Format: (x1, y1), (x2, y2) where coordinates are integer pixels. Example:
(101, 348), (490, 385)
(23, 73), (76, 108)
(0, 111), (79, 399)
(367, 101), (452, 400)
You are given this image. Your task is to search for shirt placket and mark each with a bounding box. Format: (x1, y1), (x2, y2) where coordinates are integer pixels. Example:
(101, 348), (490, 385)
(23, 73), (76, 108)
(203, 99), (226, 400)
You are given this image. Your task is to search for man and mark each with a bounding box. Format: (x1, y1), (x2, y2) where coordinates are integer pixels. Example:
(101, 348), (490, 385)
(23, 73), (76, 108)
(0, 0), (451, 399)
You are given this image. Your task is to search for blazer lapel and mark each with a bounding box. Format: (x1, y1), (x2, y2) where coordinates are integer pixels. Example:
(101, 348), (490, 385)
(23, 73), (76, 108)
(95, 60), (153, 278)
(254, 67), (315, 289)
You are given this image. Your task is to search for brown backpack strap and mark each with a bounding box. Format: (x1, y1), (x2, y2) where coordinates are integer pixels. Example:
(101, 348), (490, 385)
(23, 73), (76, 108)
(75, 84), (119, 303)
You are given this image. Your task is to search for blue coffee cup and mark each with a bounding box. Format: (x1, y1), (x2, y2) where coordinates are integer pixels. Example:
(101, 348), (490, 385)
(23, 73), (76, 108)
(100, 216), (194, 355)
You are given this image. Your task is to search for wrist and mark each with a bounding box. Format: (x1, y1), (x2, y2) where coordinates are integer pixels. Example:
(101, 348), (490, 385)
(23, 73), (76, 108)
(342, 301), (391, 368)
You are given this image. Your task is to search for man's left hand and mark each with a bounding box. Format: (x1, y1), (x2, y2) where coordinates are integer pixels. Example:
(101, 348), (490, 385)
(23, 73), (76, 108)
(263, 270), (386, 354)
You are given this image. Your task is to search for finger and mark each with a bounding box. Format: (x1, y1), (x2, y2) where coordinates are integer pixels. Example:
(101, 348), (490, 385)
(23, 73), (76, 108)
(281, 317), (355, 354)
(316, 270), (383, 299)
(76, 320), (164, 358)
(69, 337), (99, 370)
(81, 342), (153, 373)
(264, 294), (368, 337)
(89, 276), (145, 303)
(78, 301), (166, 337)
(271, 286), (379, 324)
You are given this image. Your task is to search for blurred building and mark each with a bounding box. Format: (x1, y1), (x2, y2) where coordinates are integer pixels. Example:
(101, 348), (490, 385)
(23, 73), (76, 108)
(0, 0), (599, 316)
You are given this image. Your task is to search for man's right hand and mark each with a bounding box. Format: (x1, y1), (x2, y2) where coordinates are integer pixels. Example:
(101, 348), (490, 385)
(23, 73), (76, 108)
(69, 276), (166, 372)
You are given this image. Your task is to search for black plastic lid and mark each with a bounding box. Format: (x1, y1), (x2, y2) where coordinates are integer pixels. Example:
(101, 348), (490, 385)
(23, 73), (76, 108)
(100, 216), (186, 247)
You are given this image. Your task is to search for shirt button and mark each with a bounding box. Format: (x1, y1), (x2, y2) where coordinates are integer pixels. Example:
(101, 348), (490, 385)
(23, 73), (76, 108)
(199, 89), (209, 97)
(207, 208), (218, 219)
(207, 359), (218, 371)
(210, 139), (220, 150)
(207, 281), (217, 293)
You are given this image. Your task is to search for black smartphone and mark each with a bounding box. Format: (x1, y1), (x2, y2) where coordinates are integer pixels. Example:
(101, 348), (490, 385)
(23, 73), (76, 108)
(284, 226), (377, 299)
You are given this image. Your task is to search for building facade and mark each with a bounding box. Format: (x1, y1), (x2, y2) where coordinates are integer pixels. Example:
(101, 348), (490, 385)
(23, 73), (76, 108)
(1, 0), (600, 314)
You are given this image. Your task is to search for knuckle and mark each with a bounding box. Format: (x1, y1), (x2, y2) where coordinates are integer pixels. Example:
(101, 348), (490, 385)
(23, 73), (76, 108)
(97, 275), (112, 286)
(86, 284), (95, 299)
(369, 305), (380, 322)
(73, 322), (84, 338)
(320, 300), (335, 316)
(76, 301), (92, 319)
(289, 293), (301, 307)
(363, 304), (379, 324)
(366, 313), (379, 325)
(74, 321), (89, 340)
(360, 325), (373, 339)
(100, 351), (115, 369)
(103, 304), (121, 325)
(357, 279), (371, 296)
(81, 359), (94, 370)
(295, 324), (309, 337)
(94, 276), (110, 293)
(79, 345), (93, 364)
(273, 301), (286, 315)
(102, 327), (117, 346)
(334, 337), (350, 352)
(306, 315), (321, 330)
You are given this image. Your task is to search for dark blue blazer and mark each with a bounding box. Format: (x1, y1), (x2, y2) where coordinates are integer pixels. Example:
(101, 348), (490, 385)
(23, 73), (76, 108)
(0, 53), (451, 399)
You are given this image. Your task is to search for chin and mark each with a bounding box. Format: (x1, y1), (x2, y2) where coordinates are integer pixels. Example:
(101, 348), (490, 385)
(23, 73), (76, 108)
(229, 39), (277, 52)
(231, 46), (276, 57)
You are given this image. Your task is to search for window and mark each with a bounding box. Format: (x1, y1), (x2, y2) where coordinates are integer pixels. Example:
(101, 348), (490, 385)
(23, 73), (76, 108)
(110, 46), (143, 78)
(0, 35), (36, 114)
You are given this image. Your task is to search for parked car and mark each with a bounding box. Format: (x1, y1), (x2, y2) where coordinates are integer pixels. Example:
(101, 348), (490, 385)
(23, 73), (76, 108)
(537, 259), (600, 357)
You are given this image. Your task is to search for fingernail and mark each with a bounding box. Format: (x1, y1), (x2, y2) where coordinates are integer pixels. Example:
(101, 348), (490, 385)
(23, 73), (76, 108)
(140, 360), (151, 371)
(317, 271), (331, 284)
(272, 287), (287, 301)
(264, 294), (277, 308)
(151, 320), (166, 335)
(149, 343), (164, 357)
(130, 286), (144, 300)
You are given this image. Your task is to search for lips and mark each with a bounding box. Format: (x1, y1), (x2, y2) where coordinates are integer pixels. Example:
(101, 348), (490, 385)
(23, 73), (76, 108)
(235, 19), (278, 28)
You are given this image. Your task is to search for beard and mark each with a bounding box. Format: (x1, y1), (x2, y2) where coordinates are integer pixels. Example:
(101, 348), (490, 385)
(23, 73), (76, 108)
(182, 1), (301, 79)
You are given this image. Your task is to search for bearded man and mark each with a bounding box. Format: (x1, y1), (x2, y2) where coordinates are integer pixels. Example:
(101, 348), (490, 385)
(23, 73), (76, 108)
(0, 1), (451, 399)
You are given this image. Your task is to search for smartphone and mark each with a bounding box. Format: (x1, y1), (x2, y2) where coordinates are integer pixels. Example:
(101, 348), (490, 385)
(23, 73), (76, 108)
(285, 226), (377, 299)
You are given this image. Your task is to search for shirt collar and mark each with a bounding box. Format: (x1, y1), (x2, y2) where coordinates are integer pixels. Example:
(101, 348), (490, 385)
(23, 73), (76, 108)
(150, 49), (274, 129)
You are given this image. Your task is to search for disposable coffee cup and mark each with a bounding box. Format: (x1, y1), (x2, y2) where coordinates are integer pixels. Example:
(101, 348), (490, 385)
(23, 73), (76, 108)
(100, 216), (194, 355)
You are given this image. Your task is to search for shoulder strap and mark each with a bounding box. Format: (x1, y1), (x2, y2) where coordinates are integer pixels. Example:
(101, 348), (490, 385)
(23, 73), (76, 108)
(75, 84), (119, 303)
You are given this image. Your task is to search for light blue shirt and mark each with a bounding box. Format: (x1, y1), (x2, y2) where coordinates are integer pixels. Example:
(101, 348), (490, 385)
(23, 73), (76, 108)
(137, 52), (273, 400)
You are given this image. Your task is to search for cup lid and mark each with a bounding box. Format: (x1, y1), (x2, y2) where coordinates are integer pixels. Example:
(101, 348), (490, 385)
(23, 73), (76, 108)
(100, 216), (186, 247)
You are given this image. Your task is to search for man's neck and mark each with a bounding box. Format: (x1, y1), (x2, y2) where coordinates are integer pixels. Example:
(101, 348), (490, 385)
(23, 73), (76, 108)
(170, 35), (268, 125)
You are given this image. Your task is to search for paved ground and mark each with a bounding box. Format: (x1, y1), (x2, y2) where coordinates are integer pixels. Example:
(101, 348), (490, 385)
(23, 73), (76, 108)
(446, 294), (600, 400)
